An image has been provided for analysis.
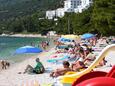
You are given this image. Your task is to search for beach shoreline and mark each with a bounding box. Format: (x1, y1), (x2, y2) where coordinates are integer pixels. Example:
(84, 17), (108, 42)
(0, 45), (114, 86)
(0, 46), (114, 86)
(0, 33), (47, 38)
(0, 46), (57, 86)
(0, 34), (56, 62)
(0, 35), (56, 72)
(0, 33), (59, 38)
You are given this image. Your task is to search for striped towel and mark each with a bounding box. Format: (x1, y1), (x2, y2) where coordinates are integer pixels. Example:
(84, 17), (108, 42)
(21, 80), (40, 86)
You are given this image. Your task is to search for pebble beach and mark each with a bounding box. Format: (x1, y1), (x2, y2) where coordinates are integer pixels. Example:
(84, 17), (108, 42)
(0, 46), (115, 86)
(0, 35), (115, 86)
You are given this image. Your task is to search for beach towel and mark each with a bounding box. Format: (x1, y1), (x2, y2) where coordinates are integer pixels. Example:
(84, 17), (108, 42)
(21, 80), (40, 86)
(57, 45), (68, 49)
(47, 55), (70, 63)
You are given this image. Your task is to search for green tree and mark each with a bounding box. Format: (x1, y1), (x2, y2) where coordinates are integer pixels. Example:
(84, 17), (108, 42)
(91, 0), (115, 36)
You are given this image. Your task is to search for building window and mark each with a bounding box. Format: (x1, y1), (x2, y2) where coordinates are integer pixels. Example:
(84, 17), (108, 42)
(77, 1), (79, 5)
(71, 1), (73, 3)
(74, 1), (77, 8)
(74, 3), (76, 8)
(74, 1), (76, 4)
(80, 1), (82, 5)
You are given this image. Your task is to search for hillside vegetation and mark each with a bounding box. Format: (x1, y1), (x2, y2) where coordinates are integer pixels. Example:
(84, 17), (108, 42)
(0, 0), (62, 20)
(0, 0), (115, 36)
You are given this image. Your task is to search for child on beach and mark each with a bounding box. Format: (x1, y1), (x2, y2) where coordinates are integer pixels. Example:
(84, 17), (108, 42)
(0, 60), (10, 69)
(23, 58), (45, 74)
(50, 61), (71, 77)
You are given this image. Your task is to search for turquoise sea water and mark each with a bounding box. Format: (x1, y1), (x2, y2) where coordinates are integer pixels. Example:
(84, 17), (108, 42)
(0, 36), (47, 63)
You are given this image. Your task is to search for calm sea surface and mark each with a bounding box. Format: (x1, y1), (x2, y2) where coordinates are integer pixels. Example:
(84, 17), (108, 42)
(0, 36), (47, 63)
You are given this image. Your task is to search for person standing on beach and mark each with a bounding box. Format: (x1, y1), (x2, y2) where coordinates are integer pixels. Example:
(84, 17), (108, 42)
(41, 41), (47, 50)
(30, 42), (35, 46)
(46, 41), (49, 46)
(0, 60), (10, 69)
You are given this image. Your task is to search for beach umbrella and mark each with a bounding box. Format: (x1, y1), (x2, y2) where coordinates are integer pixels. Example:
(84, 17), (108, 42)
(58, 37), (65, 42)
(15, 46), (43, 54)
(62, 35), (79, 40)
(58, 37), (72, 42)
(81, 33), (94, 39)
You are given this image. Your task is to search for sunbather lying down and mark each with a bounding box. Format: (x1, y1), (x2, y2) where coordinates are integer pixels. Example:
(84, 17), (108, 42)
(50, 61), (71, 77)
(22, 58), (45, 74)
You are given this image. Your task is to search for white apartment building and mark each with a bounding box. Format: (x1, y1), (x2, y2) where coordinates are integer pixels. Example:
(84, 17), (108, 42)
(46, 8), (65, 19)
(46, 10), (56, 19)
(56, 8), (65, 18)
(64, 0), (92, 13)
(46, 0), (93, 19)
(64, 0), (82, 12)
(81, 0), (92, 8)
(80, 0), (93, 12)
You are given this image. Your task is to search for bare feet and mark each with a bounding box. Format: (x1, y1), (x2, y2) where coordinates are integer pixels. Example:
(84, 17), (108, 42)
(18, 72), (22, 74)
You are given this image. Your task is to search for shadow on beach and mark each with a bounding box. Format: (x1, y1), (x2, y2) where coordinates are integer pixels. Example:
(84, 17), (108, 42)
(44, 67), (53, 73)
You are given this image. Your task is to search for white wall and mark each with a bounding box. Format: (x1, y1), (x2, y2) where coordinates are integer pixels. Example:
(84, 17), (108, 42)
(46, 10), (56, 19)
(56, 8), (65, 18)
(46, 0), (93, 19)
(64, 0), (83, 12)
(64, 0), (71, 12)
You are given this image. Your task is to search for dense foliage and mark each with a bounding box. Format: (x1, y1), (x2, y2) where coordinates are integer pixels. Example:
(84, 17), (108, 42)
(0, 0), (115, 36)
(0, 0), (62, 20)
(55, 0), (115, 36)
(91, 0), (115, 36)
(0, 12), (55, 35)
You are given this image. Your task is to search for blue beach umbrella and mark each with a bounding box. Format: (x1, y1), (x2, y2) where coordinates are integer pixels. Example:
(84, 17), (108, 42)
(81, 33), (94, 39)
(15, 46), (43, 54)
(58, 37), (72, 42)
(58, 37), (65, 42)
